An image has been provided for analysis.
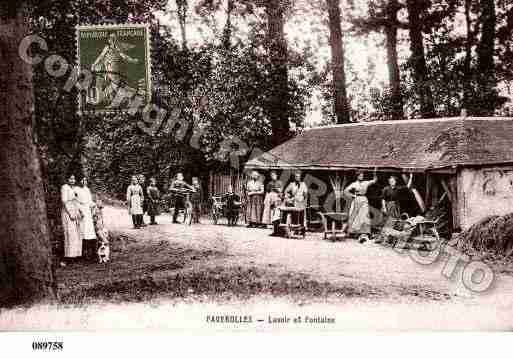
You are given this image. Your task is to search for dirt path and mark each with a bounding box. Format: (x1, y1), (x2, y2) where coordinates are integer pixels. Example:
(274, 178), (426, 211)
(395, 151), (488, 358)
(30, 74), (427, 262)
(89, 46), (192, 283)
(104, 206), (513, 300)
(2, 206), (513, 330)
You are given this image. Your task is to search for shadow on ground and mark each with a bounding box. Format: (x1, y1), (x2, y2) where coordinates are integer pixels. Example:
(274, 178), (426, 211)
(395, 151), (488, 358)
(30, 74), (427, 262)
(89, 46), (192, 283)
(56, 231), (452, 306)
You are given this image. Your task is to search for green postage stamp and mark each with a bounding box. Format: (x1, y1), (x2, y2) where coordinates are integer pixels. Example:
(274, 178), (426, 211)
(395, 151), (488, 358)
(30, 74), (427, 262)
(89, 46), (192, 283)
(76, 24), (151, 114)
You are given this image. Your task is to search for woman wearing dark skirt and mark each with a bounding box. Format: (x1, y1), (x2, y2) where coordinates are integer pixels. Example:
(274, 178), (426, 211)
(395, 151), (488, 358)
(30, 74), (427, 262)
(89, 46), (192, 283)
(381, 173), (413, 220)
(191, 177), (202, 224)
(146, 177), (161, 225)
(245, 170), (264, 227)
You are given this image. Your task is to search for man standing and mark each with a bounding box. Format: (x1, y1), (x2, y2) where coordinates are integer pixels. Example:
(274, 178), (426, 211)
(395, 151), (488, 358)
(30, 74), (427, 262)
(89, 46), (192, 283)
(169, 172), (195, 223)
(138, 174), (147, 227)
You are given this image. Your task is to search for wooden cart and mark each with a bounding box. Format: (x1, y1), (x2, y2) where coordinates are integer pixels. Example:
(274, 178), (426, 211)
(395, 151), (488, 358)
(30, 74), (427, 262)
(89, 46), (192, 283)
(277, 206), (306, 239)
(381, 214), (442, 251)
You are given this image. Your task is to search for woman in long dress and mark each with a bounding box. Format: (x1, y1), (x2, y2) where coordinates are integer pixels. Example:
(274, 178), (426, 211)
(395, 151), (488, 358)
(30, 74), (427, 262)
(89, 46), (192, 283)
(61, 174), (82, 264)
(344, 169), (378, 242)
(76, 177), (97, 260)
(127, 175), (144, 229)
(146, 177), (161, 225)
(381, 173), (413, 220)
(284, 171), (309, 228)
(284, 171), (308, 209)
(262, 171), (283, 228)
(190, 177), (202, 224)
(245, 171), (265, 228)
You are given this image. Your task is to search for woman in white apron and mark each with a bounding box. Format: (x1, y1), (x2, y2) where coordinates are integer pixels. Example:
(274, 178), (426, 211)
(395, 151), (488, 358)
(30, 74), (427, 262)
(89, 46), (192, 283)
(127, 175), (144, 228)
(344, 169), (378, 242)
(262, 171), (283, 235)
(284, 171), (309, 228)
(61, 175), (82, 264)
(245, 171), (265, 227)
(76, 177), (97, 260)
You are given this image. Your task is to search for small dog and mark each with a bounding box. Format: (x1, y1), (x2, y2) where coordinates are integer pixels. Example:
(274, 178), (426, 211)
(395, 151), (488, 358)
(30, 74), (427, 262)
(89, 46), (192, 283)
(97, 228), (110, 264)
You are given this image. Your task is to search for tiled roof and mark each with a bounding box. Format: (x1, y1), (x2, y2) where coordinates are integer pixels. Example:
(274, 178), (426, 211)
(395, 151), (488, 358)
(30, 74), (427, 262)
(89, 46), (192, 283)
(245, 117), (513, 172)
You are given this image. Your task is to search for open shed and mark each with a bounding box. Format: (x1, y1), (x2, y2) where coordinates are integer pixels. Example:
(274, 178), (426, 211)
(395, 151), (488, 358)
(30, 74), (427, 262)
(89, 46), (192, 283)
(245, 116), (513, 233)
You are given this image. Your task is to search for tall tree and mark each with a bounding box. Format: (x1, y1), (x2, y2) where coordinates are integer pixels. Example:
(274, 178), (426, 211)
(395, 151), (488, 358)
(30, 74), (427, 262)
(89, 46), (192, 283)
(177, 0), (189, 50)
(327, 0), (351, 123)
(0, 2), (57, 306)
(351, 0), (404, 120)
(30, 0), (166, 257)
(264, 0), (291, 145)
(405, 0), (435, 118)
(475, 0), (497, 115)
(222, 0), (235, 49)
(462, 0), (475, 111)
(383, 0), (403, 120)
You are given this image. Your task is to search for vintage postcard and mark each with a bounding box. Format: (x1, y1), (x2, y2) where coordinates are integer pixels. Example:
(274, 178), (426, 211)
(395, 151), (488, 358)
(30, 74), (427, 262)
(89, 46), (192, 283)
(76, 23), (151, 114)
(1, 1), (513, 353)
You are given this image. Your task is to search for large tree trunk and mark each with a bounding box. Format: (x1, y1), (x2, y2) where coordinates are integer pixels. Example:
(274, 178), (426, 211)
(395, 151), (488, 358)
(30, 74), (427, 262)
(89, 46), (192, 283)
(406, 0), (435, 118)
(176, 0), (188, 51)
(384, 0), (404, 120)
(476, 0), (496, 115)
(462, 0), (474, 112)
(265, 0), (290, 147)
(0, 3), (57, 306)
(327, 0), (351, 124)
(222, 0), (234, 50)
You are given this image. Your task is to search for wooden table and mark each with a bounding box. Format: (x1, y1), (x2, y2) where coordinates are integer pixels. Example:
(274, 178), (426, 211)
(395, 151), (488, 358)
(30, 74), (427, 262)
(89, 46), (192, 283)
(277, 206), (306, 239)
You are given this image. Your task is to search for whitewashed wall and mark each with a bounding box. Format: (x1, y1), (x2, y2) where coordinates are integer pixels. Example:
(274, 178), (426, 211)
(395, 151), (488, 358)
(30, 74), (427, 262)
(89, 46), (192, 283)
(457, 166), (513, 229)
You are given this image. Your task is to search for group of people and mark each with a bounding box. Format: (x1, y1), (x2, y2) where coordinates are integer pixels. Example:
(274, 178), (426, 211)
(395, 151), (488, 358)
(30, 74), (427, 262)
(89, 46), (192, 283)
(126, 172), (203, 228)
(60, 169), (413, 262)
(126, 174), (162, 228)
(60, 174), (102, 265)
(245, 170), (308, 236)
(245, 169), (414, 240)
(168, 173), (203, 224)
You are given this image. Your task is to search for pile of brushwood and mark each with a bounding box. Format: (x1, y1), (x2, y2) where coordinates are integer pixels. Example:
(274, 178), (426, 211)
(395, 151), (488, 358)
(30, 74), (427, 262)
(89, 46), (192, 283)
(453, 213), (513, 259)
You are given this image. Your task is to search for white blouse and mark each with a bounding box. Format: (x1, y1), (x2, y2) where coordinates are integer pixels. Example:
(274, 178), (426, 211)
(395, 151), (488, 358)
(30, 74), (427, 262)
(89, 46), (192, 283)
(61, 184), (76, 204)
(75, 186), (94, 206)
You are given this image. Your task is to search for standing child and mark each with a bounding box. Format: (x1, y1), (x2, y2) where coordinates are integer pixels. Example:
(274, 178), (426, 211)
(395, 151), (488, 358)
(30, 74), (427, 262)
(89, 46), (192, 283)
(191, 177), (202, 224)
(127, 175), (144, 228)
(147, 177), (161, 225)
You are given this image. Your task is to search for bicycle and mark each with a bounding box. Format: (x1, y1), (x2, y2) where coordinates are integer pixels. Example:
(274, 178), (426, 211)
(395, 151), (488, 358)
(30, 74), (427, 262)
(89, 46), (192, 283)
(166, 188), (195, 225)
(210, 192), (242, 226)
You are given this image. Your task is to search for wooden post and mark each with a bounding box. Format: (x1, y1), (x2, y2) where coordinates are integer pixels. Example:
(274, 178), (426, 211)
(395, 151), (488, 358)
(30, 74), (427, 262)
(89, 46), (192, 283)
(449, 175), (460, 230)
(341, 173), (347, 213)
(441, 176), (460, 230)
(440, 179), (452, 202)
(335, 171), (341, 213)
(425, 174), (432, 209)
(402, 173), (426, 213)
(431, 177), (440, 207)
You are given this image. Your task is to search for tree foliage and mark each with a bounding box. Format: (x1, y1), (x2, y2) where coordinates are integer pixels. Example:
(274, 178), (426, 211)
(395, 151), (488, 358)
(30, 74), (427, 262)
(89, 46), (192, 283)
(17, 0), (513, 251)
